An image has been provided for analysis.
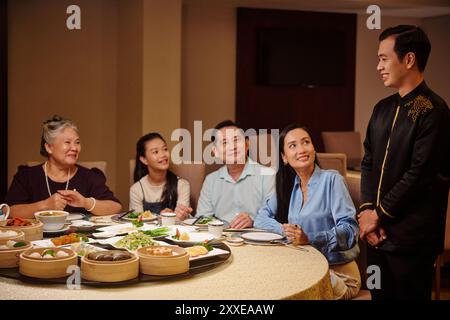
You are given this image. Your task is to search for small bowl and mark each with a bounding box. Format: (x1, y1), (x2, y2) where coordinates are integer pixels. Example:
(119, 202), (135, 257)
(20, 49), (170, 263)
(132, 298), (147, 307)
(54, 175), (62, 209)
(226, 236), (244, 246)
(161, 212), (176, 226)
(34, 210), (69, 231)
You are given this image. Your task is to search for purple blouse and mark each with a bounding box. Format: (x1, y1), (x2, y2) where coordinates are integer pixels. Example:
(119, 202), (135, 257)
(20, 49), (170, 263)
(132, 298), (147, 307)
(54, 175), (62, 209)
(5, 164), (120, 215)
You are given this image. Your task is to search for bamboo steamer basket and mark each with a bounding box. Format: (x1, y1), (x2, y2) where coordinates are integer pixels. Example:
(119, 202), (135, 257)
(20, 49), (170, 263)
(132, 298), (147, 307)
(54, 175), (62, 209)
(0, 219), (43, 241)
(19, 247), (77, 278)
(0, 230), (25, 241)
(0, 240), (32, 268)
(81, 251), (139, 282)
(137, 246), (189, 276)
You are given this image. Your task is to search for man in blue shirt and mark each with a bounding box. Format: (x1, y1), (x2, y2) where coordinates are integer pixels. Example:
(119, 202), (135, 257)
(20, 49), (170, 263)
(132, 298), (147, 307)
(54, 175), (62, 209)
(196, 120), (275, 229)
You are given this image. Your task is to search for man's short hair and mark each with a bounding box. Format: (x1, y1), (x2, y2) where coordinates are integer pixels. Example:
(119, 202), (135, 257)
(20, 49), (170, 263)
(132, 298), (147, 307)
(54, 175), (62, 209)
(379, 25), (431, 72)
(212, 120), (244, 142)
(214, 120), (241, 131)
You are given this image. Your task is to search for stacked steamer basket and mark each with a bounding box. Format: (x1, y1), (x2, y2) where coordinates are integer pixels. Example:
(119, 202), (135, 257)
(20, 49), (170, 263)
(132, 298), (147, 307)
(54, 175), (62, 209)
(0, 230), (25, 241)
(0, 219), (44, 241)
(0, 238), (32, 268)
(81, 250), (139, 282)
(137, 246), (189, 276)
(19, 248), (77, 278)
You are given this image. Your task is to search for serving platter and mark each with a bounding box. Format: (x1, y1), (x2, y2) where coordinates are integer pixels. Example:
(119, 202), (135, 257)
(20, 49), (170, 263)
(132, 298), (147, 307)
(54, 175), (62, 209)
(0, 242), (232, 287)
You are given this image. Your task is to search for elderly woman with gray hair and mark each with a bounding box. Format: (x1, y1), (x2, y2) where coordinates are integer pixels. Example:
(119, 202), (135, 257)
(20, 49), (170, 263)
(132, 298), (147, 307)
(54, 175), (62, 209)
(5, 115), (122, 218)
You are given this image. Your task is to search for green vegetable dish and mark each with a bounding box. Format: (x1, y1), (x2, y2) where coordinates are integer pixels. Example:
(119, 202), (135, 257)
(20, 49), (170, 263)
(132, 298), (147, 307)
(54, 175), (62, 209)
(142, 227), (170, 238)
(196, 216), (215, 225)
(114, 231), (155, 251)
(13, 242), (27, 248)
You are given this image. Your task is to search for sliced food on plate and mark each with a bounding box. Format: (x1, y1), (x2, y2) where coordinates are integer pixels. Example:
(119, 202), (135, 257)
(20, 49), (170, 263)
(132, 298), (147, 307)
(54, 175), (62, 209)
(5, 217), (32, 227)
(185, 245), (209, 257)
(123, 210), (157, 221)
(51, 233), (89, 246)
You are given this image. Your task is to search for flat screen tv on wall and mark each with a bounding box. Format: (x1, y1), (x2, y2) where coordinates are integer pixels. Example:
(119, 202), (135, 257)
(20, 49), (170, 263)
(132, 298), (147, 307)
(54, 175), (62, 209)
(257, 28), (347, 87)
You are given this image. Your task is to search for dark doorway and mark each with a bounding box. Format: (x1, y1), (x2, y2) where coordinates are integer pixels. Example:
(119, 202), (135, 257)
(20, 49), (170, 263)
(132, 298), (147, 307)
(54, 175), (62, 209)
(236, 8), (356, 151)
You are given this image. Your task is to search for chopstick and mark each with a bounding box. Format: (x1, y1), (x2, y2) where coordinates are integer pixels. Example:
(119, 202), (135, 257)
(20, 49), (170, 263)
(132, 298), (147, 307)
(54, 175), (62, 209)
(192, 214), (205, 225)
(116, 209), (134, 220)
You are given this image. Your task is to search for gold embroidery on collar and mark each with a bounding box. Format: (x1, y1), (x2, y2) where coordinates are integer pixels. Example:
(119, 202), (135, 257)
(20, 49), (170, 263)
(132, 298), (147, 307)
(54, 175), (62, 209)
(405, 95), (433, 122)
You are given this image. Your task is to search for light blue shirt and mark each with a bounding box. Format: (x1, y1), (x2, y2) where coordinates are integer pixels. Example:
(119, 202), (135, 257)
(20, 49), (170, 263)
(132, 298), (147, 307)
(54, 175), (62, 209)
(197, 158), (275, 223)
(254, 165), (359, 265)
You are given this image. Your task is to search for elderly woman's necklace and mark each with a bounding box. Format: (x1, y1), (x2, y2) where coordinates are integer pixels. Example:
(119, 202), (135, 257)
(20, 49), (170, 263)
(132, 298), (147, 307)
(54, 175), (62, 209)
(44, 161), (71, 197)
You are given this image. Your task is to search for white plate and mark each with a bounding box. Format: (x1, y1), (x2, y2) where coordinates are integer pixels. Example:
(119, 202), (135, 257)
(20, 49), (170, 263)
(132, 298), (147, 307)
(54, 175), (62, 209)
(70, 220), (95, 228)
(42, 226), (71, 234)
(66, 213), (85, 221)
(68, 243), (107, 256)
(92, 231), (117, 239)
(96, 223), (146, 234)
(166, 232), (214, 245)
(240, 232), (283, 242)
(188, 247), (230, 261)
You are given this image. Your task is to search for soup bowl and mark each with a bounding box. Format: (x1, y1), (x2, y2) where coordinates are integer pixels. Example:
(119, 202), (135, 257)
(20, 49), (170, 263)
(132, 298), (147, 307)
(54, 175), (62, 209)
(34, 210), (69, 231)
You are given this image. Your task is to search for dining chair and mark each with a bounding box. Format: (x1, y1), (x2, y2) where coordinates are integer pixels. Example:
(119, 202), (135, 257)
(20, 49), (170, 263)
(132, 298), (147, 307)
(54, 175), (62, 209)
(248, 132), (277, 168)
(27, 161), (107, 175)
(434, 190), (450, 300)
(321, 131), (363, 170)
(344, 172), (372, 300)
(316, 153), (347, 177)
(129, 159), (136, 186)
(170, 163), (206, 212)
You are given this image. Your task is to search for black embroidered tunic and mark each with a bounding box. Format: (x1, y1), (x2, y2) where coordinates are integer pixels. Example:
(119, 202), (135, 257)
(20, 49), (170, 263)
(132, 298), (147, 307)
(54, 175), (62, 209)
(360, 81), (450, 254)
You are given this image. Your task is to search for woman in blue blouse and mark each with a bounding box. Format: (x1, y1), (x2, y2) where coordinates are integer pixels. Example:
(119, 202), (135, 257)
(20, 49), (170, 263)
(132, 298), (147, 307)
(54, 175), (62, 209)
(254, 124), (361, 299)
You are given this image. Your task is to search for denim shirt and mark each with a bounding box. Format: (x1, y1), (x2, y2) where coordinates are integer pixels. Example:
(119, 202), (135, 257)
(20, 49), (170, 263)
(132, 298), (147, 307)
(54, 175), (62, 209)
(254, 165), (359, 265)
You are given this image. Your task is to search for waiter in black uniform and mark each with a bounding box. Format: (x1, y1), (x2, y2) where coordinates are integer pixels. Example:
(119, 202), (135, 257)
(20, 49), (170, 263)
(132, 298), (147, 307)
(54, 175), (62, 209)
(358, 25), (450, 300)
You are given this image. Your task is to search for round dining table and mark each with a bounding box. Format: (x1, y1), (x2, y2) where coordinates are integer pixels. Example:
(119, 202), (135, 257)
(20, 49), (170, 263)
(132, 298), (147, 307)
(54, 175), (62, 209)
(0, 242), (333, 300)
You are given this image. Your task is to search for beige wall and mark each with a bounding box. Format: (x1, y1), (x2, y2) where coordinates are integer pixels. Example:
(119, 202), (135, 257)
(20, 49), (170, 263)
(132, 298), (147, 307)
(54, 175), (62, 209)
(8, 0), (119, 191)
(116, 0), (143, 208)
(423, 15), (450, 104)
(7, 0), (185, 209)
(181, 4), (236, 134)
(142, 0), (182, 144)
